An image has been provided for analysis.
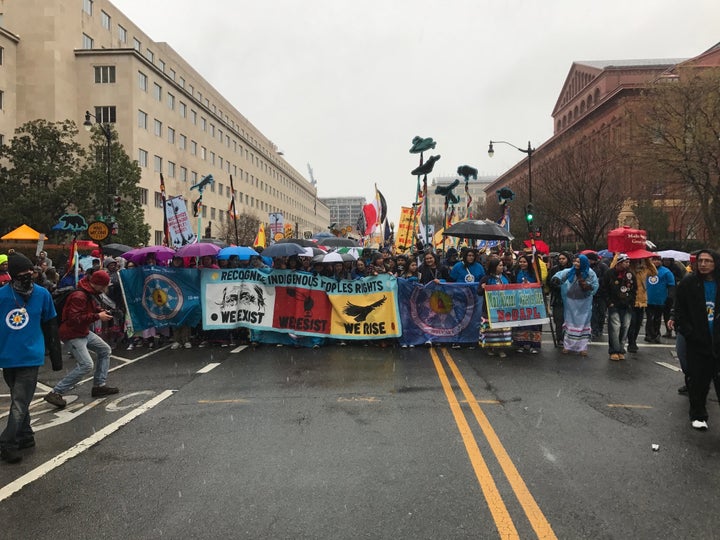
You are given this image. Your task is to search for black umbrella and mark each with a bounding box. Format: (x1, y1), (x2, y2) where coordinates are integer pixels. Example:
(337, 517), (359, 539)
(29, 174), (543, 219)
(102, 243), (133, 256)
(276, 238), (317, 247)
(261, 242), (305, 258)
(317, 237), (359, 247)
(442, 220), (514, 241)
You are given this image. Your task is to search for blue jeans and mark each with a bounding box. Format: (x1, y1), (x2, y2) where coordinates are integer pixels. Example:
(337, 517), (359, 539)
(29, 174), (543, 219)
(53, 332), (112, 394)
(607, 306), (632, 354)
(1, 366), (38, 450)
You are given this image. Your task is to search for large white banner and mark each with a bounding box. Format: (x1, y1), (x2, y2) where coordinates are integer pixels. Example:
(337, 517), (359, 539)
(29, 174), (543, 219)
(165, 196), (197, 248)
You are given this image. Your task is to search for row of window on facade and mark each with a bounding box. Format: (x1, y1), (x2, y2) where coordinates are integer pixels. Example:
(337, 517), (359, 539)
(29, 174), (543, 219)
(557, 87), (602, 131)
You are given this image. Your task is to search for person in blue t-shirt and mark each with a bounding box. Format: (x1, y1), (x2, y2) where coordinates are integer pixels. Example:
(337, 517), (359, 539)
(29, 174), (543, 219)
(449, 248), (485, 284)
(0, 253), (62, 464)
(645, 255), (676, 343)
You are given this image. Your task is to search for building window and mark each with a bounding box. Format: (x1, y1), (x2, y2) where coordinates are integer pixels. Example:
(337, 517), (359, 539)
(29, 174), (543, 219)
(154, 192), (164, 209)
(138, 110), (148, 129)
(179, 102), (187, 118)
(167, 127), (175, 144)
(188, 84), (194, 95)
(179, 134), (187, 150)
(167, 93), (175, 110)
(101, 10), (110, 29)
(0, 91), (4, 111)
(191, 171), (198, 184)
(153, 83), (162, 101)
(190, 140), (197, 155)
(168, 161), (175, 178)
(118, 25), (127, 43)
(138, 149), (148, 167)
(139, 188), (148, 205)
(180, 166), (187, 182)
(191, 110), (197, 125)
(0, 134), (4, 147)
(201, 117), (207, 131)
(138, 71), (147, 91)
(145, 49), (154, 63)
(82, 34), (94, 49)
(154, 155), (162, 173)
(83, 0), (93, 15)
(210, 151), (215, 166)
(154, 119), (162, 137)
(158, 59), (165, 72)
(133, 38), (141, 51)
(94, 66), (116, 83)
(94, 106), (116, 123)
(154, 231), (163, 245)
(201, 146), (207, 160)
(168, 68), (176, 80)
(179, 77), (185, 88)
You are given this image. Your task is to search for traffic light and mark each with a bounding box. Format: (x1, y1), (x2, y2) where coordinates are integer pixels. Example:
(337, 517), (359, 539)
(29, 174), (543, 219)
(113, 195), (122, 214)
(525, 203), (534, 223)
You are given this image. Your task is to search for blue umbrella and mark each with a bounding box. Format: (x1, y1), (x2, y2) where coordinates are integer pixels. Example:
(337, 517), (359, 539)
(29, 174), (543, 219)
(598, 249), (613, 259)
(217, 246), (259, 261)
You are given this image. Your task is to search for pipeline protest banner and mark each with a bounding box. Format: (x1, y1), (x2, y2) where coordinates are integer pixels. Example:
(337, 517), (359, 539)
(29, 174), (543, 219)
(483, 282), (549, 328)
(119, 267), (202, 331)
(397, 280), (483, 346)
(200, 268), (401, 339)
(165, 196), (197, 248)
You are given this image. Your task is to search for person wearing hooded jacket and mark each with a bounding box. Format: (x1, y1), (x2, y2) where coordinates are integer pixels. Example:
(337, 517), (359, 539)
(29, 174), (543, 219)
(44, 270), (118, 409)
(670, 249), (720, 430)
(0, 253), (62, 463)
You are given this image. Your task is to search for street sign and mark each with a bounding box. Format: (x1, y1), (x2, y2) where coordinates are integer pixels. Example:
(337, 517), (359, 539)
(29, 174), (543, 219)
(87, 221), (110, 241)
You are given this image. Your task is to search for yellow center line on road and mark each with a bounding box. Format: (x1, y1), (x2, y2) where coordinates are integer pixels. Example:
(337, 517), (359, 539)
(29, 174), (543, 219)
(429, 347), (520, 540)
(439, 347), (558, 540)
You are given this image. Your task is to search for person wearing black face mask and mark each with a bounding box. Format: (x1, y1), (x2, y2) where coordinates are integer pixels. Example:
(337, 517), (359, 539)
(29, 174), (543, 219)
(0, 253), (62, 464)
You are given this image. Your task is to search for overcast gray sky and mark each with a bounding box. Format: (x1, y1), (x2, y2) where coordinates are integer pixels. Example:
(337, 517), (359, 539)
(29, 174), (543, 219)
(117, 0), (719, 224)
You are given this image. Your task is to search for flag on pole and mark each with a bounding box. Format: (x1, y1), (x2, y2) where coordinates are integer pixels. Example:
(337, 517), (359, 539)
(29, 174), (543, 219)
(253, 223), (266, 248)
(362, 186), (388, 236)
(228, 185), (237, 220)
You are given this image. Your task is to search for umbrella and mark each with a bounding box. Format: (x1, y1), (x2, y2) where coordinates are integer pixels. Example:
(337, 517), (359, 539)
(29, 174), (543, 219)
(626, 249), (657, 260)
(312, 231), (334, 239)
(261, 242), (305, 258)
(276, 238), (318, 247)
(300, 246), (325, 258)
(337, 247), (362, 259)
(76, 240), (99, 249)
(198, 238), (229, 248)
(122, 245), (175, 265)
(523, 239), (550, 255)
(317, 237), (359, 248)
(443, 219), (514, 241)
(176, 242), (221, 258)
(102, 242), (133, 256)
(597, 249), (613, 259)
(657, 249), (691, 261)
(314, 251), (344, 263)
(580, 249), (597, 255)
(217, 246), (259, 260)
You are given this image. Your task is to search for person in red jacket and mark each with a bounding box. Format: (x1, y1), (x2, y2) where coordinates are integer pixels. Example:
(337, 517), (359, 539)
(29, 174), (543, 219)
(44, 270), (118, 408)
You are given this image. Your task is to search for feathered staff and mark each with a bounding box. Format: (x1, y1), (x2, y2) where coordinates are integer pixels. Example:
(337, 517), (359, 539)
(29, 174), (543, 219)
(190, 174), (214, 241)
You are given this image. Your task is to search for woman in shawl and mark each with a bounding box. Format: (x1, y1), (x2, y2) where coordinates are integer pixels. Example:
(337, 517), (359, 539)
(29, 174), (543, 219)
(551, 254), (599, 356)
(478, 258), (512, 357)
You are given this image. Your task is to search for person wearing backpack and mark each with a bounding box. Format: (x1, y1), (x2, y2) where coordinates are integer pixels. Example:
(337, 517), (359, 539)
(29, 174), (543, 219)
(44, 270), (118, 409)
(0, 253), (62, 463)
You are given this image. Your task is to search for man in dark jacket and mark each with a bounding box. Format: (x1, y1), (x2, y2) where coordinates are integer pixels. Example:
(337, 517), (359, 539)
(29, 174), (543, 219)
(0, 253), (62, 463)
(670, 249), (720, 430)
(44, 270), (118, 408)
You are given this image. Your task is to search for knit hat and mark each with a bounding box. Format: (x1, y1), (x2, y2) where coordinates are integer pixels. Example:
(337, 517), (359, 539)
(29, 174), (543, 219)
(103, 257), (118, 268)
(89, 270), (110, 287)
(7, 253), (34, 278)
(616, 253), (630, 263)
(0, 254), (7, 265)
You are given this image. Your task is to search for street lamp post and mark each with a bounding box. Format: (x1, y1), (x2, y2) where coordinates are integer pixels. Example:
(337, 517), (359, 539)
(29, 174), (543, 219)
(488, 140), (534, 203)
(83, 110), (113, 220)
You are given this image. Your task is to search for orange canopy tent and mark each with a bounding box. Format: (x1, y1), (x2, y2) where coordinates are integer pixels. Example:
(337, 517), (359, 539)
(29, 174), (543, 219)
(1, 224), (48, 241)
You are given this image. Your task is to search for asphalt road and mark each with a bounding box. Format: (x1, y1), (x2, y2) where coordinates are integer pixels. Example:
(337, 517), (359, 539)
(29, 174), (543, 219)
(1, 334), (718, 539)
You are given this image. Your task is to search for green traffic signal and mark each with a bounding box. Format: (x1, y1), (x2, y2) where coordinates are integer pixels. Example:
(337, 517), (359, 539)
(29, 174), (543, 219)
(525, 203), (534, 222)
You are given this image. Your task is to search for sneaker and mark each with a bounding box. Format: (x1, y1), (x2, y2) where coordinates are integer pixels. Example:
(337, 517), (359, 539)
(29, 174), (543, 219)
(401, 344), (408, 349)
(0, 448), (22, 464)
(678, 385), (688, 395)
(691, 420), (708, 430)
(170, 342), (182, 350)
(530, 349), (539, 355)
(126, 343), (134, 351)
(498, 351), (507, 358)
(424, 341), (433, 348)
(516, 348), (525, 353)
(451, 343), (461, 349)
(628, 344), (639, 353)
(91, 385), (119, 397)
(44, 391), (67, 409)
(609, 354), (620, 361)
(147, 340), (155, 350)
(184, 342), (192, 349)
(198, 341), (209, 348)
